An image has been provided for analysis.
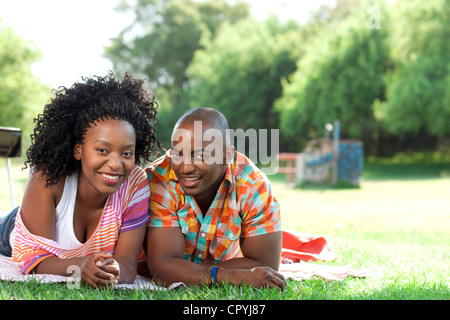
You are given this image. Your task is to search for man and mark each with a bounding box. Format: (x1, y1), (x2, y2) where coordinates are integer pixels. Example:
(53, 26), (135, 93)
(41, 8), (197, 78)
(143, 107), (285, 289)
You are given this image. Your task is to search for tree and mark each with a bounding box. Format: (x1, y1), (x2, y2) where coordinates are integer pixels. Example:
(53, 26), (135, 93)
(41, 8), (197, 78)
(0, 20), (49, 139)
(275, 1), (391, 152)
(105, 0), (250, 105)
(187, 16), (301, 133)
(373, 0), (450, 138)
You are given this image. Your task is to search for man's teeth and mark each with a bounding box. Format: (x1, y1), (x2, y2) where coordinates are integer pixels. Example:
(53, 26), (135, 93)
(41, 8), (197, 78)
(184, 177), (200, 181)
(101, 173), (120, 180)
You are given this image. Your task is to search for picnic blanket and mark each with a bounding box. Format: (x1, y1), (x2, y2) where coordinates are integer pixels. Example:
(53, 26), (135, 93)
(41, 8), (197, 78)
(0, 254), (184, 290)
(278, 230), (370, 280)
(0, 230), (369, 287)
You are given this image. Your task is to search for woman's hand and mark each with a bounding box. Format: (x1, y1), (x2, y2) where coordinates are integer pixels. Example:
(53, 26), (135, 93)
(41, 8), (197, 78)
(96, 255), (120, 282)
(80, 251), (119, 288)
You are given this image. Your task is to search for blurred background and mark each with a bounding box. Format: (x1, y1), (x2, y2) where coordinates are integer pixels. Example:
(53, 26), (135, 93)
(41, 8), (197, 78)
(1, 0), (450, 209)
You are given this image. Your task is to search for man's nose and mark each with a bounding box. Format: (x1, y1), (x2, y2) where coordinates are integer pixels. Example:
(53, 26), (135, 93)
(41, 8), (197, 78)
(176, 153), (196, 172)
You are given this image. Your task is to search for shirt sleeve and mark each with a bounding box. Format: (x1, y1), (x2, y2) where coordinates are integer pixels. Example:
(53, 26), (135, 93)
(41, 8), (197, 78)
(12, 210), (57, 274)
(120, 166), (151, 233)
(240, 177), (282, 238)
(147, 172), (180, 228)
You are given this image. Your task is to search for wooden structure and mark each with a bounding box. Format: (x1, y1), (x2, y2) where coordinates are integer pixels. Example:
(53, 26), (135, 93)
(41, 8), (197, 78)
(275, 121), (363, 187)
(276, 152), (300, 187)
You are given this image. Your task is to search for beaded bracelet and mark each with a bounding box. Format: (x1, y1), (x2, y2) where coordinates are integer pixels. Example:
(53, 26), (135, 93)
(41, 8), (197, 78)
(210, 266), (221, 285)
(205, 266), (223, 286)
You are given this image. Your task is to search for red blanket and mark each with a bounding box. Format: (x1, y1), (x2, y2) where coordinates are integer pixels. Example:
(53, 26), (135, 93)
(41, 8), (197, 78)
(281, 230), (337, 263)
(279, 230), (370, 280)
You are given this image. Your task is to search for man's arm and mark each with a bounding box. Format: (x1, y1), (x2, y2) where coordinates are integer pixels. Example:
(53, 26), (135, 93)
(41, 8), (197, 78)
(215, 231), (282, 270)
(144, 226), (212, 285)
(144, 226), (286, 289)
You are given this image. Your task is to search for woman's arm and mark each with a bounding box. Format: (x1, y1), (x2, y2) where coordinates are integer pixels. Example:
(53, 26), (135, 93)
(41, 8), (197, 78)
(20, 171), (63, 240)
(17, 172), (119, 287)
(35, 251), (118, 287)
(110, 224), (147, 284)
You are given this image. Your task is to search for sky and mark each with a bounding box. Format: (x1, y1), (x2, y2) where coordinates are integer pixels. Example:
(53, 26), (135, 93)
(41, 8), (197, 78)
(0, 0), (336, 89)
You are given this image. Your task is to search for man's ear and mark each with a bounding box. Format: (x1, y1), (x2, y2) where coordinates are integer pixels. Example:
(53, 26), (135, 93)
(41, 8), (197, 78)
(225, 146), (235, 164)
(73, 143), (82, 161)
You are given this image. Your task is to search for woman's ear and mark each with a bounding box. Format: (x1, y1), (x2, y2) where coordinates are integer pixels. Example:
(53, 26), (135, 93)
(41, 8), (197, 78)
(73, 143), (82, 161)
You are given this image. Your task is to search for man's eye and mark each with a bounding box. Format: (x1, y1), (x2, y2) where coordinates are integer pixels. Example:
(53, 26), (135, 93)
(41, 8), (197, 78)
(123, 152), (134, 157)
(171, 151), (182, 158)
(97, 148), (108, 154)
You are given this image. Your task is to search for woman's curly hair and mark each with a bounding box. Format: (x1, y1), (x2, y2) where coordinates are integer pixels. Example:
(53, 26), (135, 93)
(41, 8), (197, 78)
(25, 71), (161, 186)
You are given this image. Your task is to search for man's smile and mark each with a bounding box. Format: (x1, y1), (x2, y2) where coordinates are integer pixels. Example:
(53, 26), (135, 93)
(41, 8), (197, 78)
(180, 175), (202, 188)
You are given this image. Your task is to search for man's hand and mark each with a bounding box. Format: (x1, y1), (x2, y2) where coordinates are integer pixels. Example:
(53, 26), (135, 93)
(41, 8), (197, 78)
(222, 266), (287, 290)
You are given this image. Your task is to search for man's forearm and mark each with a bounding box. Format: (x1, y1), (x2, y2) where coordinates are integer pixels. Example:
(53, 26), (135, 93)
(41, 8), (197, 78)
(211, 256), (279, 270)
(150, 256), (278, 287)
(150, 256), (212, 286)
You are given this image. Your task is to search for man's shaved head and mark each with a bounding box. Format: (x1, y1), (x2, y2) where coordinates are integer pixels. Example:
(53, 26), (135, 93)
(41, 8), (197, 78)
(174, 107), (231, 147)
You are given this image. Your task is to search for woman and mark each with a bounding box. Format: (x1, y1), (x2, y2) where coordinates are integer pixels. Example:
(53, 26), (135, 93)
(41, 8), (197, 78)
(0, 72), (160, 288)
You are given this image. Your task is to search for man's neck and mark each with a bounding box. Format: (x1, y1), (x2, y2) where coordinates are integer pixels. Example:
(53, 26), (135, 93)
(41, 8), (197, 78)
(194, 171), (227, 216)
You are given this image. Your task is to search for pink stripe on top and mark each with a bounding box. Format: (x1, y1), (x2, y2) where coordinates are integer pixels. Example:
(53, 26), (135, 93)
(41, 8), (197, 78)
(12, 166), (150, 274)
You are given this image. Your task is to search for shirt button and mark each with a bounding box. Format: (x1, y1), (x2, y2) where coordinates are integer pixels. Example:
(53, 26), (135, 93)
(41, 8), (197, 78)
(236, 175), (241, 180)
(197, 254), (203, 259)
(201, 232), (206, 238)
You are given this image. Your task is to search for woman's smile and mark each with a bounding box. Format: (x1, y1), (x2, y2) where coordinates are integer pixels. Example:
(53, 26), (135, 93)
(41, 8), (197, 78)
(98, 172), (123, 185)
(74, 118), (136, 197)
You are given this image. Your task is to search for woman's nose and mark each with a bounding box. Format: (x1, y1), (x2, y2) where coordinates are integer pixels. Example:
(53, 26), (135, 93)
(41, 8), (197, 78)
(107, 153), (122, 170)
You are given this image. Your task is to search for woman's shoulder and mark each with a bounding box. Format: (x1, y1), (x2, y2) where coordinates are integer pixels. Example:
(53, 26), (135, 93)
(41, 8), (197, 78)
(25, 171), (67, 204)
(129, 165), (148, 184)
(19, 171), (69, 238)
(117, 166), (149, 199)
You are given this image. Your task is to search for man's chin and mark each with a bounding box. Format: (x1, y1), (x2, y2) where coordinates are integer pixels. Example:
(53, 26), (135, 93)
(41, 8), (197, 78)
(180, 184), (200, 195)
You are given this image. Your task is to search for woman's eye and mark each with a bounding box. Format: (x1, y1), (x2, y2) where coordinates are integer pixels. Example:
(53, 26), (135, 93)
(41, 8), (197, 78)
(123, 152), (134, 157)
(97, 148), (108, 154)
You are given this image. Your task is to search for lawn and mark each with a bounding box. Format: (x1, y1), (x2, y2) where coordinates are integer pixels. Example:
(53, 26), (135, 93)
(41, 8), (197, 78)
(0, 153), (449, 301)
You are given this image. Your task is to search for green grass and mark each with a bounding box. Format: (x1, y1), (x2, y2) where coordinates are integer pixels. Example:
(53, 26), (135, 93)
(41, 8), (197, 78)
(1, 153), (449, 300)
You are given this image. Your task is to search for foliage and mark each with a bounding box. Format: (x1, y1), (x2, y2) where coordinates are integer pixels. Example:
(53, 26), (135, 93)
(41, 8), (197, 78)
(105, 0), (450, 155)
(373, 0), (450, 137)
(187, 16), (300, 132)
(0, 20), (50, 136)
(105, 0), (250, 102)
(275, 0), (392, 151)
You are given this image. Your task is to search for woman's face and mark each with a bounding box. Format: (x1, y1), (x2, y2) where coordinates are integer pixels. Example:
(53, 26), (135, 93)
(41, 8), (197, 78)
(73, 118), (136, 198)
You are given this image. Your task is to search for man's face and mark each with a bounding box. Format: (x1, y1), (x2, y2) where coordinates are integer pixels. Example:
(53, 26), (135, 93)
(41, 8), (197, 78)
(170, 120), (234, 198)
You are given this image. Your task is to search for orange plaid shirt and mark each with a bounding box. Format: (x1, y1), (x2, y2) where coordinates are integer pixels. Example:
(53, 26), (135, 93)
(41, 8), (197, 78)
(145, 151), (281, 263)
